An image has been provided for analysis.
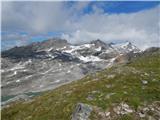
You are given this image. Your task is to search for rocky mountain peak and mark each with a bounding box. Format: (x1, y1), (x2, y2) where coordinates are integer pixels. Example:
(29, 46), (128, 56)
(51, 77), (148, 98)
(123, 42), (140, 53)
(111, 41), (141, 54)
(121, 41), (133, 48)
(42, 38), (68, 45)
(34, 38), (69, 51)
(90, 39), (105, 45)
(90, 39), (111, 49)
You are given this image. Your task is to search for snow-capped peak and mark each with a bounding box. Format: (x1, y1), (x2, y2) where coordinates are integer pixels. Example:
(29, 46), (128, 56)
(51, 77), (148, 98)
(121, 41), (131, 47)
(111, 41), (140, 53)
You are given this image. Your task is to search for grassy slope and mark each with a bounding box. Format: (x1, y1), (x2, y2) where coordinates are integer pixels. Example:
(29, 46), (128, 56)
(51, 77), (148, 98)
(2, 51), (160, 120)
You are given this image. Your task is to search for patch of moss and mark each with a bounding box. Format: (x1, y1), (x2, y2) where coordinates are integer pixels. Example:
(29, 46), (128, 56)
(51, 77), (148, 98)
(119, 114), (134, 120)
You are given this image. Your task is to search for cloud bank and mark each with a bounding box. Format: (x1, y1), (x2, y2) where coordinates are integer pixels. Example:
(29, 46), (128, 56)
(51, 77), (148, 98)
(62, 6), (160, 50)
(1, 2), (160, 50)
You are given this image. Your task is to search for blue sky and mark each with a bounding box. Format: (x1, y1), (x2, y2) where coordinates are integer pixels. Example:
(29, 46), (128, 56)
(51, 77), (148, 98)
(1, 1), (160, 50)
(73, 1), (159, 14)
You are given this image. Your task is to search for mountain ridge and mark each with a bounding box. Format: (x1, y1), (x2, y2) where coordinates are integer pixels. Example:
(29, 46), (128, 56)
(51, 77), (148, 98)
(0, 38), (150, 107)
(2, 38), (140, 59)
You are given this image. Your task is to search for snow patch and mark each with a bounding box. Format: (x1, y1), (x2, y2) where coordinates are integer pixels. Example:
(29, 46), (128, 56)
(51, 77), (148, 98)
(42, 68), (54, 74)
(58, 63), (62, 67)
(40, 85), (43, 88)
(1, 69), (5, 73)
(63, 44), (93, 54)
(83, 44), (92, 48)
(25, 75), (32, 79)
(28, 59), (32, 63)
(14, 71), (17, 75)
(56, 46), (66, 51)
(16, 80), (20, 83)
(70, 65), (74, 68)
(7, 71), (17, 77)
(77, 63), (80, 66)
(55, 80), (60, 83)
(107, 57), (116, 66)
(62, 46), (67, 49)
(10, 64), (25, 71)
(95, 47), (102, 51)
(48, 54), (55, 59)
(47, 47), (53, 52)
(78, 55), (102, 62)
(6, 81), (11, 85)
(22, 69), (28, 72)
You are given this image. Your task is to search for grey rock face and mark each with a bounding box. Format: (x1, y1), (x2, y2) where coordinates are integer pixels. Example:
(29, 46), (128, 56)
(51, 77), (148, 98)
(34, 38), (70, 51)
(90, 39), (111, 49)
(72, 103), (93, 120)
(1, 38), (69, 59)
(112, 41), (141, 54)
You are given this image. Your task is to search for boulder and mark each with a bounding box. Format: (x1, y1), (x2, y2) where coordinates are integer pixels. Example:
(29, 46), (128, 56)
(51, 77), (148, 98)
(71, 103), (93, 120)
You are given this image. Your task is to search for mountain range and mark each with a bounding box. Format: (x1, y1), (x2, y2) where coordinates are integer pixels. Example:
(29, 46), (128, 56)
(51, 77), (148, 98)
(1, 39), (140, 100)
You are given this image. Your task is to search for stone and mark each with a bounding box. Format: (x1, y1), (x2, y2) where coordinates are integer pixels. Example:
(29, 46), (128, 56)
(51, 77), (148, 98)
(71, 103), (93, 120)
(139, 112), (145, 118)
(142, 80), (148, 85)
(105, 112), (110, 117)
(113, 103), (133, 115)
(86, 94), (94, 101)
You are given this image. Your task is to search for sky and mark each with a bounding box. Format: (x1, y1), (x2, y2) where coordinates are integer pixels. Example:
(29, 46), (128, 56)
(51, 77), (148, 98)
(1, 1), (160, 50)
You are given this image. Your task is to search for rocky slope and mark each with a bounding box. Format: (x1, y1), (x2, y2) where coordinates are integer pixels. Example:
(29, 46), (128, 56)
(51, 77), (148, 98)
(1, 47), (160, 120)
(1, 38), (141, 105)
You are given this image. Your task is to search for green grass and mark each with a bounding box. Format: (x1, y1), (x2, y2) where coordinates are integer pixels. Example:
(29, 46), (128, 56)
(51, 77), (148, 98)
(119, 114), (134, 120)
(1, 51), (160, 120)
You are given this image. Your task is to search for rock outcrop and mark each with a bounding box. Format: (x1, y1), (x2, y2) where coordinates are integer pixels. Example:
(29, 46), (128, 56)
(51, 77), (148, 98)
(72, 103), (92, 120)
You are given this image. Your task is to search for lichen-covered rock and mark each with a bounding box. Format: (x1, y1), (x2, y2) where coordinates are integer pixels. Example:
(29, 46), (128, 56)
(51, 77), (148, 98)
(71, 103), (93, 120)
(113, 102), (133, 115)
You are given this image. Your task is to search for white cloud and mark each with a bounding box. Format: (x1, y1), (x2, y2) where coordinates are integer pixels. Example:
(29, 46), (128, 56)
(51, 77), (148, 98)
(2, 2), (160, 50)
(2, 2), (72, 33)
(61, 5), (160, 50)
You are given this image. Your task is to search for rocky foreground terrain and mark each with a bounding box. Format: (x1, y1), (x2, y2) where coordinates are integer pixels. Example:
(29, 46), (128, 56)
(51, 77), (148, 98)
(1, 38), (160, 120)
